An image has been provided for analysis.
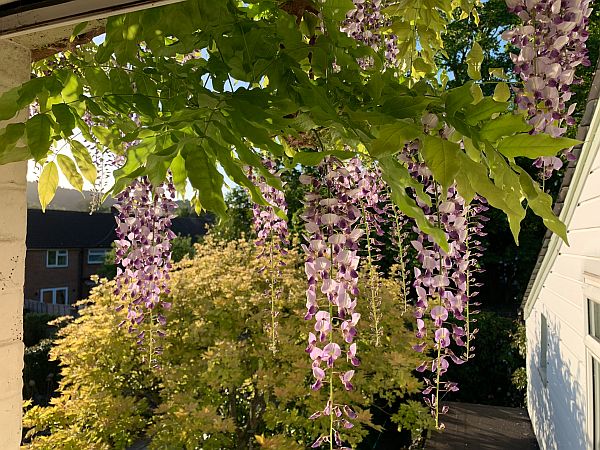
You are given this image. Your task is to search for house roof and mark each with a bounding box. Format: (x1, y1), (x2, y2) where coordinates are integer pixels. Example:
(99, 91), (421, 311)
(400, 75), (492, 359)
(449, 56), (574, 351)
(26, 209), (211, 249)
(521, 58), (600, 317)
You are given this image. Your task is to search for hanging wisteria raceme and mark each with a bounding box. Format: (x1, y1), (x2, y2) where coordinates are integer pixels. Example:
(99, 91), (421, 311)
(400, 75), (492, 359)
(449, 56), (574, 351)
(411, 183), (467, 429)
(463, 197), (489, 360)
(301, 157), (363, 449)
(502, 0), (592, 177)
(399, 132), (487, 428)
(113, 176), (178, 366)
(341, 0), (399, 68)
(346, 157), (388, 346)
(389, 194), (411, 313)
(247, 159), (289, 353)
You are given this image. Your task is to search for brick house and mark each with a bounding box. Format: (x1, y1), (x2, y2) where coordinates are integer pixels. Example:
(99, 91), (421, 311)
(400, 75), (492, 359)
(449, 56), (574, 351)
(24, 209), (209, 309)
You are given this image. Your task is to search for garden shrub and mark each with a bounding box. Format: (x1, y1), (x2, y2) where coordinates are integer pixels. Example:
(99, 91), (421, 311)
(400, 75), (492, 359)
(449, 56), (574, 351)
(447, 312), (526, 407)
(23, 313), (65, 406)
(23, 313), (58, 347)
(23, 237), (433, 449)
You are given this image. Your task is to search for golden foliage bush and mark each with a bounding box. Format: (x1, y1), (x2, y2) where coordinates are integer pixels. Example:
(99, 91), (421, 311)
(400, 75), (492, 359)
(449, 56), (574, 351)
(23, 237), (432, 449)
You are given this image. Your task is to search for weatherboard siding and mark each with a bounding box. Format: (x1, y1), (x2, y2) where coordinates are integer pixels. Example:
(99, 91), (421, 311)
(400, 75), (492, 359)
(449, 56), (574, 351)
(526, 117), (600, 449)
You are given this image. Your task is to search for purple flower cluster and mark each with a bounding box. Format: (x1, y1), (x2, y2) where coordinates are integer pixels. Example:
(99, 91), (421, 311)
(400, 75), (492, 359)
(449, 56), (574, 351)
(90, 148), (125, 212)
(247, 159), (289, 353)
(502, 0), (592, 177)
(346, 157), (388, 346)
(411, 184), (468, 428)
(341, 0), (399, 68)
(300, 158), (363, 449)
(399, 137), (488, 428)
(389, 196), (411, 312)
(113, 176), (177, 352)
(463, 198), (488, 359)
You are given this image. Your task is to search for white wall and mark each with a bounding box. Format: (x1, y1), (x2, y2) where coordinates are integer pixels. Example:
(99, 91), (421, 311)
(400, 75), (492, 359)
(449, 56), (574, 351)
(526, 118), (600, 449)
(0, 39), (30, 449)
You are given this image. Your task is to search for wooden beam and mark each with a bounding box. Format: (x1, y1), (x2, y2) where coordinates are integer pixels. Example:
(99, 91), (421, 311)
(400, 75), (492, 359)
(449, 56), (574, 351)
(0, 0), (185, 38)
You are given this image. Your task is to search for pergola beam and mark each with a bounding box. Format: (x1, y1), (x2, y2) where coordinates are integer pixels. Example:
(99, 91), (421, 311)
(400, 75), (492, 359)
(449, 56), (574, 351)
(0, 0), (186, 38)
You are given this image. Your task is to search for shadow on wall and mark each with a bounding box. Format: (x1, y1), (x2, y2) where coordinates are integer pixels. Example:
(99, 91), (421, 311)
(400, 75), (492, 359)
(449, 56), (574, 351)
(528, 316), (587, 450)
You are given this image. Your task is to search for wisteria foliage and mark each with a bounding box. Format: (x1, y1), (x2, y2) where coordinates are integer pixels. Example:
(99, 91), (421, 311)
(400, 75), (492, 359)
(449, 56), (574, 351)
(100, 0), (592, 445)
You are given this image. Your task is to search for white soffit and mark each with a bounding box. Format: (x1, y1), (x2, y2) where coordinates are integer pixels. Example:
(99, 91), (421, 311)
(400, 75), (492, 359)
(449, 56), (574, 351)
(0, 0), (186, 37)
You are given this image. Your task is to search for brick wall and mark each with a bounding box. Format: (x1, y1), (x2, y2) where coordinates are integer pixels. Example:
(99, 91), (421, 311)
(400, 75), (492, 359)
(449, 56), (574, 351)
(24, 248), (111, 304)
(25, 249), (81, 304)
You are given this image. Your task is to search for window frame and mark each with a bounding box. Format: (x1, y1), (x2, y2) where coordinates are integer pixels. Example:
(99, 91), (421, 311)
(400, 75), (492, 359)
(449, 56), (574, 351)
(539, 312), (548, 387)
(46, 249), (68, 268)
(87, 248), (108, 265)
(39, 287), (69, 305)
(584, 273), (600, 450)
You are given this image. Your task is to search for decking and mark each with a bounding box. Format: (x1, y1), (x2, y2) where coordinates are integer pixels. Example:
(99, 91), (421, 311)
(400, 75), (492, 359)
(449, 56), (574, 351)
(425, 402), (539, 450)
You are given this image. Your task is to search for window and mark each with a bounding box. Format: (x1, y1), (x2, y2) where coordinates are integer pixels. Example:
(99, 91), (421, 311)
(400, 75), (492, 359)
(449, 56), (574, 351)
(593, 356), (600, 450)
(88, 249), (108, 265)
(46, 250), (68, 268)
(40, 287), (68, 305)
(540, 313), (548, 386)
(590, 299), (600, 342)
(585, 274), (600, 449)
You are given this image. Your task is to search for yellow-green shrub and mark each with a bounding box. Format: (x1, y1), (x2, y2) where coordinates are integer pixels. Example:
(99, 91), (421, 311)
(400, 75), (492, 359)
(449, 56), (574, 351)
(23, 237), (432, 449)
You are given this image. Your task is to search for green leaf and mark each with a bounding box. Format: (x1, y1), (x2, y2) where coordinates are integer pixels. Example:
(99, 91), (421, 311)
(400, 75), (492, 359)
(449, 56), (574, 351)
(445, 82), (475, 118)
(498, 133), (581, 158)
(379, 155), (431, 206)
(466, 42), (483, 80)
(26, 114), (53, 161)
(480, 114), (532, 142)
(133, 94), (156, 117)
(0, 86), (21, 121)
(71, 21), (89, 40)
(146, 144), (178, 185)
(370, 122), (422, 157)
(52, 104), (76, 136)
(170, 152), (187, 195)
(518, 167), (568, 243)
(60, 73), (83, 103)
(57, 154), (84, 192)
(182, 144), (227, 217)
(420, 135), (461, 192)
(70, 140), (97, 184)
(380, 96), (432, 119)
(38, 162), (59, 212)
(493, 82), (511, 102)
(84, 68), (111, 96)
(293, 150), (356, 166)
(488, 67), (508, 80)
(0, 146), (31, 165)
(381, 166), (448, 252)
(463, 97), (508, 125)
(484, 150), (527, 242)
(0, 123), (25, 151)
(323, 0), (354, 22)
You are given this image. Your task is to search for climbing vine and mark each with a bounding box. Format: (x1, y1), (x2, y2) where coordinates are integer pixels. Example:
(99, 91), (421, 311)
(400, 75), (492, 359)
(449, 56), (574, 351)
(0, 0), (592, 443)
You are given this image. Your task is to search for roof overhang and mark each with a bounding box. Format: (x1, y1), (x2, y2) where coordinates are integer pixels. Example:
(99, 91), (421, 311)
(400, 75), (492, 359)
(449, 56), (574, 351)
(0, 0), (186, 38)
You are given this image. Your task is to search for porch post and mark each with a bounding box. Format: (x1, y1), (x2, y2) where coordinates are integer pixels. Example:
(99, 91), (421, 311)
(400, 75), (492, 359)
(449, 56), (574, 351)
(0, 39), (31, 449)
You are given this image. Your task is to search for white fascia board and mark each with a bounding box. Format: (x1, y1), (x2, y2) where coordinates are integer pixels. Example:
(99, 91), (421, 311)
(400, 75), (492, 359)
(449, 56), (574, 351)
(0, 0), (186, 38)
(523, 100), (600, 319)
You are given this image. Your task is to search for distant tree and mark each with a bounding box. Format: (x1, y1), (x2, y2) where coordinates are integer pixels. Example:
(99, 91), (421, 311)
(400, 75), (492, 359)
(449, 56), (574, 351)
(97, 235), (196, 281)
